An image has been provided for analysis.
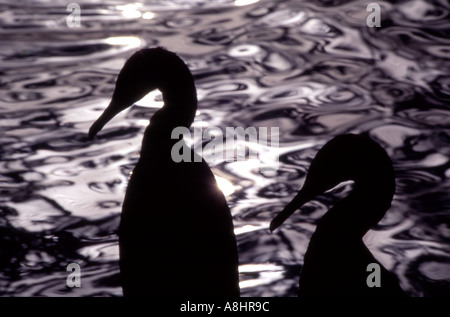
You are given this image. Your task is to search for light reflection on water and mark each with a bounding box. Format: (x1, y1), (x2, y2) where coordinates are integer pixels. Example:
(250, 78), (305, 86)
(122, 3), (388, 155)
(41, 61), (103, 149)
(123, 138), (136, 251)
(0, 0), (450, 296)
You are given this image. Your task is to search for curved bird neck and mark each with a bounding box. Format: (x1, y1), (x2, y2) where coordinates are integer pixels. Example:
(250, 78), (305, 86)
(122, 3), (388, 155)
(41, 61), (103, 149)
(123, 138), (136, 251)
(316, 182), (393, 240)
(162, 85), (197, 126)
(139, 82), (198, 162)
(151, 75), (198, 127)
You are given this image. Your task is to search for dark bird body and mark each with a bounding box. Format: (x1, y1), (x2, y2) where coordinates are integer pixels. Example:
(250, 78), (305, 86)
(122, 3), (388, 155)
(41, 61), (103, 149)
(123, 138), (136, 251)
(270, 134), (406, 296)
(89, 48), (239, 297)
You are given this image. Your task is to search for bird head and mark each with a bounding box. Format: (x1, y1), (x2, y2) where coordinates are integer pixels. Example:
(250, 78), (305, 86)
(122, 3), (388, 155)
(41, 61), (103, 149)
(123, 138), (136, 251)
(270, 134), (395, 233)
(89, 47), (196, 139)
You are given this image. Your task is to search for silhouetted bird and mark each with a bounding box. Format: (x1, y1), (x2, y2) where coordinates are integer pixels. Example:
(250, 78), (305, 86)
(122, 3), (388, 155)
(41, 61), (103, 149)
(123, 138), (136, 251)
(89, 47), (240, 297)
(270, 134), (406, 296)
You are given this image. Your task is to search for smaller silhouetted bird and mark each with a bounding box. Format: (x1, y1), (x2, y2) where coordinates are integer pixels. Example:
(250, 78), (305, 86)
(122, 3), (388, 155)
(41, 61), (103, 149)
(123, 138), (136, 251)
(270, 134), (406, 296)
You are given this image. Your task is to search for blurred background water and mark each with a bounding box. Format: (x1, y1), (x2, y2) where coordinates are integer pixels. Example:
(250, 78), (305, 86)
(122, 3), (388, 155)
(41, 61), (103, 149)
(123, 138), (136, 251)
(0, 0), (449, 297)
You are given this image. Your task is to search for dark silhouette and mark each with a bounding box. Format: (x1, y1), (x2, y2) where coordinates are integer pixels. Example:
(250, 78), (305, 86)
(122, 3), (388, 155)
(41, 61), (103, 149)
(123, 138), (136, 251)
(270, 134), (406, 296)
(89, 47), (239, 297)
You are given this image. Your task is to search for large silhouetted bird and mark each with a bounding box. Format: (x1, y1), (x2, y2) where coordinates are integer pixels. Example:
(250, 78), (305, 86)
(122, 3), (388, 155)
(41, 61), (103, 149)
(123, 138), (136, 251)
(89, 47), (240, 297)
(270, 134), (406, 296)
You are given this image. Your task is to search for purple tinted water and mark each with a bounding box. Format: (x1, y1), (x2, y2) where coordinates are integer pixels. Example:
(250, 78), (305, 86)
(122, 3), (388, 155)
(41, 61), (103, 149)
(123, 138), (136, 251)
(0, 0), (449, 296)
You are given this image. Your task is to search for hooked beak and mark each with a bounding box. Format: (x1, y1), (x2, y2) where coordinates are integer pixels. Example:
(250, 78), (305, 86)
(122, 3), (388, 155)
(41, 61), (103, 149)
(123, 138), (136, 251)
(88, 98), (130, 140)
(269, 187), (315, 232)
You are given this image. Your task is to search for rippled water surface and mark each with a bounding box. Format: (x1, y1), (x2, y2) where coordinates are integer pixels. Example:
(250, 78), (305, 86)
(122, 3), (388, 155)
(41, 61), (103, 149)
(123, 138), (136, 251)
(1, 0), (450, 297)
